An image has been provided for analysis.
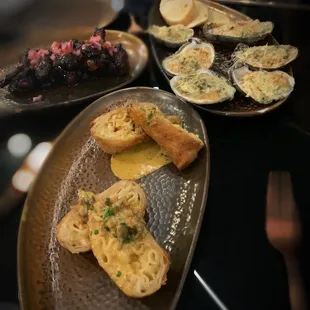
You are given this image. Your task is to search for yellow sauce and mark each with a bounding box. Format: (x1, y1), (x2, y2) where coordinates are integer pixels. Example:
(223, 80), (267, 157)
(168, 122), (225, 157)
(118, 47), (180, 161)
(111, 141), (171, 180)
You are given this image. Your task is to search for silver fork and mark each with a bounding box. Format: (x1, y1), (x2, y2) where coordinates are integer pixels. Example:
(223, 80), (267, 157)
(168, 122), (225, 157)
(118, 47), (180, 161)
(266, 171), (307, 310)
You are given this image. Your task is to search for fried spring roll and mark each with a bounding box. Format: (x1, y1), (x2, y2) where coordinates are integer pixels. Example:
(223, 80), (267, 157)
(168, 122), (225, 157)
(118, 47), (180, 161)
(128, 102), (204, 170)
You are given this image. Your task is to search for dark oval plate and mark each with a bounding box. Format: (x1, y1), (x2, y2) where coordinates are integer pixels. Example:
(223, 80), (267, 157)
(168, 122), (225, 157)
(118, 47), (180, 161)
(18, 87), (210, 310)
(149, 0), (294, 117)
(0, 30), (148, 114)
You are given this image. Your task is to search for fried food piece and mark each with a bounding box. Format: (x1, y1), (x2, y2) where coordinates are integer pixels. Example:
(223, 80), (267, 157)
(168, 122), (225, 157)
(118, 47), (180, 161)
(88, 180), (170, 297)
(56, 190), (95, 254)
(90, 107), (147, 154)
(90, 107), (182, 154)
(128, 102), (204, 170)
(56, 181), (146, 254)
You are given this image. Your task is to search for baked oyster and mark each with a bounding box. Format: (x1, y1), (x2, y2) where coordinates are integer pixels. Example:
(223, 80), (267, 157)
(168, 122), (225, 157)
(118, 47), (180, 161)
(148, 24), (194, 48)
(203, 19), (274, 44)
(233, 44), (298, 70)
(162, 38), (215, 76)
(170, 69), (236, 104)
(231, 66), (295, 104)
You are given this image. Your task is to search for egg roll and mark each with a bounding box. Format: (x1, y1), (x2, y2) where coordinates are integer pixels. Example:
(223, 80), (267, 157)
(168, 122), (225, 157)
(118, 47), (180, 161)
(128, 102), (204, 170)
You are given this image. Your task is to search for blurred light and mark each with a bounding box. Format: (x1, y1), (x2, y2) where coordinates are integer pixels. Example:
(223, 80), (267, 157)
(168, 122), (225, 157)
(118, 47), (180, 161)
(26, 142), (53, 173)
(7, 133), (32, 157)
(194, 270), (229, 310)
(153, 86), (159, 89)
(12, 169), (35, 192)
(111, 0), (124, 12)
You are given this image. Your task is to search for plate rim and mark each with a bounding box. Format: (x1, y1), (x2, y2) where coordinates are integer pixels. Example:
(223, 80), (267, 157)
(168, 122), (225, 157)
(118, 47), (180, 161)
(17, 86), (210, 310)
(1, 30), (149, 112)
(148, 0), (293, 117)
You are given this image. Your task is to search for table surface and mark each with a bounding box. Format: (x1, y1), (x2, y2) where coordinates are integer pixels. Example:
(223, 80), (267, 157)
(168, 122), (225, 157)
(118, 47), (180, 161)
(1, 1), (310, 310)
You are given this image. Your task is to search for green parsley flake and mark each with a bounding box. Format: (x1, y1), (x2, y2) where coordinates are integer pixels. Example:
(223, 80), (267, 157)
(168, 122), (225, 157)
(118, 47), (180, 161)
(116, 271), (122, 277)
(120, 222), (127, 227)
(147, 111), (153, 119)
(105, 197), (111, 204)
(94, 229), (99, 235)
(103, 207), (115, 219)
(146, 122), (150, 126)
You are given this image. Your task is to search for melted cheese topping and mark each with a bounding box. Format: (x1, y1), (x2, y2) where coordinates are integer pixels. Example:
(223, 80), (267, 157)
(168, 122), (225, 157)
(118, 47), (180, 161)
(210, 20), (273, 38)
(149, 24), (192, 42)
(111, 141), (171, 180)
(239, 70), (294, 104)
(174, 73), (235, 103)
(166, 48), (213, 75)
(235, 45), (298, 69)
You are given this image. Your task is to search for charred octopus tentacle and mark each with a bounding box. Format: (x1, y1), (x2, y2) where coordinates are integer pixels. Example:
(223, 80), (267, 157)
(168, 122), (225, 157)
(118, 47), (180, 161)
(0, 27), (129, 96)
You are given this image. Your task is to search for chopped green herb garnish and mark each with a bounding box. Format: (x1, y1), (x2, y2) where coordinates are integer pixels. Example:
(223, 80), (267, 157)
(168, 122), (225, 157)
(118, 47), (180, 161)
(116, 271), (122, 277)
(140, 108), (146, 112)
(94, 229), (99, 235)
(120, 222), (127, 227)
(123, 233), (136, 244)
(121, 226), (137, 244)
(103, 207), (115, 219)
(146, 122), (150, 126)
(152, 107), (156, 111)
(105, 197), (111, 204)
(147, 111), (153, 119)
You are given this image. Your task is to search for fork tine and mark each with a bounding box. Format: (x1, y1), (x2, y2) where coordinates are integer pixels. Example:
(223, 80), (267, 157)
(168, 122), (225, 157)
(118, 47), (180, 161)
(267, 171), (297, 220)
(267, 171), (281, 218)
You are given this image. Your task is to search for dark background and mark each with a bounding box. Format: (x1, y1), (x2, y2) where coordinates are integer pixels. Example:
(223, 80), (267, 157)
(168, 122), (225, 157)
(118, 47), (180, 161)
(1, 0), (310, 309)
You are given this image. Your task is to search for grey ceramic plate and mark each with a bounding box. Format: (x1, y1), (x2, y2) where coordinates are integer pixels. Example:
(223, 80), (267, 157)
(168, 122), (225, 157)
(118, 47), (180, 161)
(18, 87), (210, 310)
(149, 0), (294, 117)
(0, 30), (148, 114)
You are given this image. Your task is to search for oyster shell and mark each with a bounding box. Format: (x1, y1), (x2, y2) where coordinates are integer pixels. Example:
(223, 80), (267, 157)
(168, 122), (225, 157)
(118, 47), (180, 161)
(170, 69), (236, 105)
(231, 66), (295, 104)
(148, 24), (194, 48)
(203, 19), (274, 44)
(233, 44), (299, 70)
(162, 38), (215, 76)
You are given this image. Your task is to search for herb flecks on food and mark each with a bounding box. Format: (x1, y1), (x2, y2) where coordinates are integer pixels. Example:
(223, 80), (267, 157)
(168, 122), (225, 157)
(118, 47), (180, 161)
(120, 222), (127, 227)
(94, 229), (99, 235)
(78, 190), (95, 211)
(119, 225), (137, 244)
(105, 197), (111, 204)
(116, 271), (122, 277)
(103, 207), (115, 219)
(147, 111), (153, 120)
(146, 122), (150, 126)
